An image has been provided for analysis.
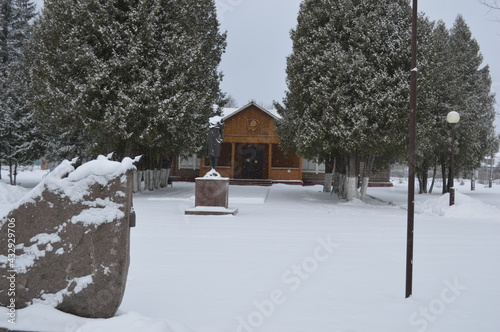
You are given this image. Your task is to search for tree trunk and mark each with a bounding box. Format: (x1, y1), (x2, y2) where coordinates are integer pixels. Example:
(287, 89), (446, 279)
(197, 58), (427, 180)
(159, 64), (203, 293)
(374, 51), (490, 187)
(14, 162), (17, 186)
(9, 160), (14, 185)
(338, 174), (345, 198)
(153, 168), (160, 190)
(133, 170), (143, 193)
(471, 169), (476, 191)
(359, 155), (374, 201)
(159, 168), (170, 188)
(417, 173), (423, 194)
(344, 154), (358, 201)
(421, 170), (428, 194)
(147, 170), (155, 191)
(429, 164), (437, 194)
(143, 170), (151, 191)
(323, 156), (334, 193)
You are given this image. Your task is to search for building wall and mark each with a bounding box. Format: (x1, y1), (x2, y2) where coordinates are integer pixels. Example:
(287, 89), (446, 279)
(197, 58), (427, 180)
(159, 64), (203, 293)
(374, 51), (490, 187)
(170, 103), (390, 186)
(199, 103), (301, 181)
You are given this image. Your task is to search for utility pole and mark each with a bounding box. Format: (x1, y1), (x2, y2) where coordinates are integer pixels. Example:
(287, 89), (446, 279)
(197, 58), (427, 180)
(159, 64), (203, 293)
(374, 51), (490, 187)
(406, 0), (418, 299)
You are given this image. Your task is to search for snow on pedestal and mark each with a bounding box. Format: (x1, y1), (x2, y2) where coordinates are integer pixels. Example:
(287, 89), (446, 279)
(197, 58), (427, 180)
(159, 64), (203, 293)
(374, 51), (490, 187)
(0, 156), (136, 319)
(203, 168), (223, 179)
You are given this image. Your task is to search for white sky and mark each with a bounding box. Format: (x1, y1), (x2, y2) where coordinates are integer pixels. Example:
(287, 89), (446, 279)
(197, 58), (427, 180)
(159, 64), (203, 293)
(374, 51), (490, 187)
(34, 0), (500, 132)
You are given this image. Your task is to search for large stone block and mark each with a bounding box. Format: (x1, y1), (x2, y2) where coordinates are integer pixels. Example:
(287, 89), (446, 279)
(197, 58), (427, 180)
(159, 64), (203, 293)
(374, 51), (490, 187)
(195, 177), (229, 208)
(0, 156), (136, 319)
(185, 176), (238, 215)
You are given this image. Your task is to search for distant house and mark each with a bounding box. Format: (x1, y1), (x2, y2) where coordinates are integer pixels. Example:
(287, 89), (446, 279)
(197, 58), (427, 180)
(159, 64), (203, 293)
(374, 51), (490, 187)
(171, 102), (391, 186)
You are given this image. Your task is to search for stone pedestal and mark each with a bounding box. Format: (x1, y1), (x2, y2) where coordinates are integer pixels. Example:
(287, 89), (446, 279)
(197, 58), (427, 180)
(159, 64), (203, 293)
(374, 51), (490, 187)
(185, 177), (238, 215)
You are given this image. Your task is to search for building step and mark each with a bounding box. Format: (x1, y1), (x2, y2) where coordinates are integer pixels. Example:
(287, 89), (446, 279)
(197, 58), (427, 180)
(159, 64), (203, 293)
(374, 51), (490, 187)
(229, 179), (273, 186)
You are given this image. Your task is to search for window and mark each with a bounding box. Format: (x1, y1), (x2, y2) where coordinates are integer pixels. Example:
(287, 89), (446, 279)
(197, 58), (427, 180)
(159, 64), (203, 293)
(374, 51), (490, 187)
(179, 154), (200, 170)
(303, 159), (326, 174)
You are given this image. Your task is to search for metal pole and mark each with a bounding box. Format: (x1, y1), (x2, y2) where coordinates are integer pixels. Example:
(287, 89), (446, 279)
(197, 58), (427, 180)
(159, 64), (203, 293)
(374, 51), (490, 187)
(406, 0), (418, 299)
(449, 124), (456, 206)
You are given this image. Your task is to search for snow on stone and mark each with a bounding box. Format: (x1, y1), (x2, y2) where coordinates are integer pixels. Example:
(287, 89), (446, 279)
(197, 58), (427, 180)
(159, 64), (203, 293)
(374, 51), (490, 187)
(68, 197), (125, 226)
(30, 233), (62, 245)
(32, 275), (94, 307)
(16, 243), (47, 273)
(102, 265), (111, 276)
(0, 157), (135, 274)
(70, 204), (125, 226)
(15, 232), (62, 273)
(17, 156), (136, 206)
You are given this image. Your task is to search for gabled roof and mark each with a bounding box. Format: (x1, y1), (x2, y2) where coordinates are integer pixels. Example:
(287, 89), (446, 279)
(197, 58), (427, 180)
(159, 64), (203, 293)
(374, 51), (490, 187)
(211, 101), (281, 124)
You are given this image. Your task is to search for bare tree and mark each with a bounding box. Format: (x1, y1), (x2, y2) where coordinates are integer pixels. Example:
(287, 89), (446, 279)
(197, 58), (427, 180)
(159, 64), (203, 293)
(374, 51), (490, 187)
(480, 0), (500, 9)
(224, 95), (239, 108)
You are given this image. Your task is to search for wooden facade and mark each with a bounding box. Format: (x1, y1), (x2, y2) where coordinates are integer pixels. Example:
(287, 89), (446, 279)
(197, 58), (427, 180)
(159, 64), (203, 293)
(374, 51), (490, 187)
(199, 102), (302, 182)
(170, 102), (391, 186)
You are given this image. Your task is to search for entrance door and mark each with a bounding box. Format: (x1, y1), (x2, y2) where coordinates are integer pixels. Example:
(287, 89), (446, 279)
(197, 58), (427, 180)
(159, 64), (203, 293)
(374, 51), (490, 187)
(242, 147), (263, 179)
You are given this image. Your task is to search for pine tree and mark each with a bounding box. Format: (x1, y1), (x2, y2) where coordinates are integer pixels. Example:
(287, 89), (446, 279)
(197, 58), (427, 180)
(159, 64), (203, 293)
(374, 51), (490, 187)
(277, 0), (411, 200)
(0, 0), (38, 185)
(446, 15), (496, 190)
(415, 19), (454, 194)
(28, 0), (226, 172)
(414, 15), (497, 194)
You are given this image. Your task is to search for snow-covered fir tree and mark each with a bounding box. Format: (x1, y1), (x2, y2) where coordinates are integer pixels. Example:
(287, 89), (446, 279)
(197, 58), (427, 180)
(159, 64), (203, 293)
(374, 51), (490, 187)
(28, 0), (226, 172)
(447, 16), (497, 184)
(0, 0), (38, 184)
(276, 0), (411, 200)
(414, 18), (454, 194)
(413, 15), (497, 194)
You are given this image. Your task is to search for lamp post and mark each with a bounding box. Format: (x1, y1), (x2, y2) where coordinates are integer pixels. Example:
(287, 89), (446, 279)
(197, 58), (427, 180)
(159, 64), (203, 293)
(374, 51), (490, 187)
(406, 0), (418, 299)
(489, 154), (494, 188)
(447, 111), (460, 206)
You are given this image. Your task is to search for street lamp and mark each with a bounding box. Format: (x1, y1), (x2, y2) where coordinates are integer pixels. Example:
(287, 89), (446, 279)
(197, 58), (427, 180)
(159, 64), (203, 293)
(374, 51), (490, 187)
(447, 111), (460, 206)
(489, 154), (494, 188)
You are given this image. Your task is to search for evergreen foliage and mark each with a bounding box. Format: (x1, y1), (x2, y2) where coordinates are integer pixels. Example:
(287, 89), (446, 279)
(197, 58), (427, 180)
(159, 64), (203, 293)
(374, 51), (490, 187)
(28, 0), (226, 167)
(448, 16), (497, 177)
(0, 0), (39, 184)
(416, 15), (497, 193)
(279, 2), (497, 199)
(276, 0), (411, 199)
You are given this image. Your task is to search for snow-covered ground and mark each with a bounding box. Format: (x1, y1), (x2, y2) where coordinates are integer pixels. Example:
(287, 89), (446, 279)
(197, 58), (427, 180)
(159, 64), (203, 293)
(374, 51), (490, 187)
(1, 169), (500, 332)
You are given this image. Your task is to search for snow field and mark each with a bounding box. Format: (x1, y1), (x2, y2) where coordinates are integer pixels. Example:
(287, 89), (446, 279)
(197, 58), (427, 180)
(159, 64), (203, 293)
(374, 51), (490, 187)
(1, 172), (499, 332)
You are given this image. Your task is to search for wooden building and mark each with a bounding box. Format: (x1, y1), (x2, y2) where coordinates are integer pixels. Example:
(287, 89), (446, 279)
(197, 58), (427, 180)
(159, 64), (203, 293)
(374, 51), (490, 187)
(171, 102), (391, 186)
(199, 102), (301, 182)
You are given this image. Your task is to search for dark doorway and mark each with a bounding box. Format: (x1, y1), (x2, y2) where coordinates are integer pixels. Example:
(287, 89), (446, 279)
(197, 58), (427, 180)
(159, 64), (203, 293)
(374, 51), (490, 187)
(242, 146), (263, 179)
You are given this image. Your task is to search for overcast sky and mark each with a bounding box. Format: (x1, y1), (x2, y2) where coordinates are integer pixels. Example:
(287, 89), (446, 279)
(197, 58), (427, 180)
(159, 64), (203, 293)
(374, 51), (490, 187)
(34, 0), (500, 131)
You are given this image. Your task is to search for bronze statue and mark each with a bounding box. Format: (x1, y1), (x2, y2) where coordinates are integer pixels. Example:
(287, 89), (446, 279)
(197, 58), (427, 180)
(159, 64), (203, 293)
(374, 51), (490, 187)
(206, 118), (223, 170)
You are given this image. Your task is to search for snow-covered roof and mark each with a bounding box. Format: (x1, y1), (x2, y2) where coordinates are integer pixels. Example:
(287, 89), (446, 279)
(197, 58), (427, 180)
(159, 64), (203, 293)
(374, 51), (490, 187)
(210, 101), (281, 124)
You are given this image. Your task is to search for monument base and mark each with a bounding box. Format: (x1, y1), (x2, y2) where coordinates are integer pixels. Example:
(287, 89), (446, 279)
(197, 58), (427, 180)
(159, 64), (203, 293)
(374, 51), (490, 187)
(185, 176), (238, 216)
(185, 206), (238, 216)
